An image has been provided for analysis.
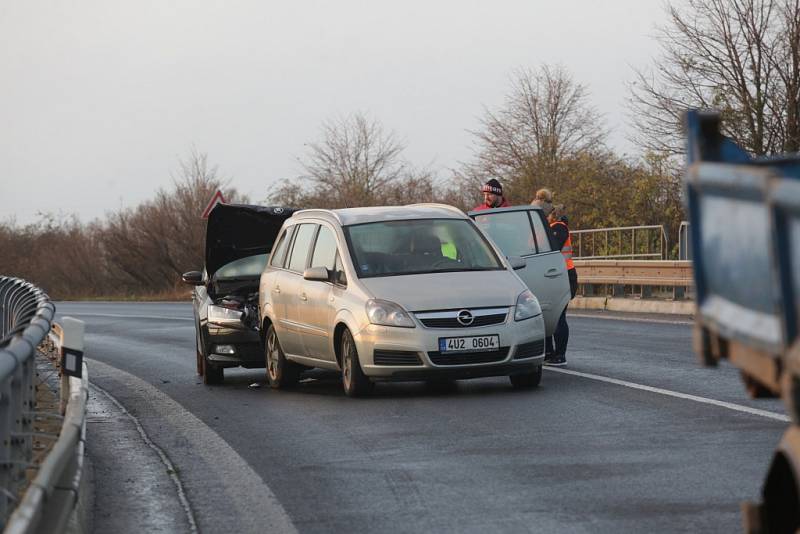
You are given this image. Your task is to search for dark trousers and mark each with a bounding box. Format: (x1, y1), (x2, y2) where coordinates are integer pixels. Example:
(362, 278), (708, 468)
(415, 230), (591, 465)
(546, 268), (578, 356)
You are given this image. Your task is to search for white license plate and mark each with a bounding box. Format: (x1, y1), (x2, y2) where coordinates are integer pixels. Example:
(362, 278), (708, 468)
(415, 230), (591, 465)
(438, 335), (499, 353)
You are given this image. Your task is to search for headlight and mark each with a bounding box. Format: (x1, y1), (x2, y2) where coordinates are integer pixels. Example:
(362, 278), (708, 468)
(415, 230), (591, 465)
(208, 304), (244, 325)
(366, 299), (415, 328)
(514, 290), (541, 321)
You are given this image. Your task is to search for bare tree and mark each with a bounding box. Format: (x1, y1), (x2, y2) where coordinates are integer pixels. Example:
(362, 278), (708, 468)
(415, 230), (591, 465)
(466, 64), (607, 202)
(275, 113), (412, 208)
(629, 0), (800, 156)
(100, 148), (244, 291)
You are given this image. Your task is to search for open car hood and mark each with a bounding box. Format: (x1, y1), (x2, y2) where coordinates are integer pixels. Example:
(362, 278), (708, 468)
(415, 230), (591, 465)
(205, 204), (296, 280)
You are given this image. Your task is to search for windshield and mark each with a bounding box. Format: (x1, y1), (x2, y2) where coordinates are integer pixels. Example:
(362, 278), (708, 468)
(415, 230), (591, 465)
(213, 253), (268, 280)
(344, 218), (503, 278)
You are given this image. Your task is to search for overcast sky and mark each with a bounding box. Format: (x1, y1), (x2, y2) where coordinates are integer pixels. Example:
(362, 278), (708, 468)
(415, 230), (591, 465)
(1, 0), (667, 225)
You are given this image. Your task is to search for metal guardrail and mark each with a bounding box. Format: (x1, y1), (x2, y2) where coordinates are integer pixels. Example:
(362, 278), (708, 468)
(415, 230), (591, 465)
(571, 225), (669, 260)
(0, 278), (55, 524)
(0, 277), (88, 534)
(573, 259), (694, 299)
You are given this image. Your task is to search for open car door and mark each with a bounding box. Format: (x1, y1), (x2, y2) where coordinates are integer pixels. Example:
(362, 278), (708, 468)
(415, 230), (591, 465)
(469, 206), (570, 336)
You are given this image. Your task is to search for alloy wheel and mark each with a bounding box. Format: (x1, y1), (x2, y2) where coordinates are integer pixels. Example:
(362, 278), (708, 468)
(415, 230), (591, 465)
(267, 329), (279, 381)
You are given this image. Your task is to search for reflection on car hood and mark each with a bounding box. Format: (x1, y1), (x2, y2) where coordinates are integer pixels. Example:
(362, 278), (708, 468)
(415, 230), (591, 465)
(359, 270), (525, 311)
(206, 204), (296, 280)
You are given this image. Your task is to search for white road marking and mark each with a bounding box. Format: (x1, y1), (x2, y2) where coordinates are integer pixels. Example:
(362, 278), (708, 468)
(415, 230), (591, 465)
(61, 312), (193, 322)
(569, 312), (693, 326)
(546, 366), (790, 422)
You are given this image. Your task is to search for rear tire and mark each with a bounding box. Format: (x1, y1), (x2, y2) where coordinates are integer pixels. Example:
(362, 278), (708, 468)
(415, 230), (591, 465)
(510, 365), (542, 389)
(265, 325), (300, 389)
(341, 329), (373, 397)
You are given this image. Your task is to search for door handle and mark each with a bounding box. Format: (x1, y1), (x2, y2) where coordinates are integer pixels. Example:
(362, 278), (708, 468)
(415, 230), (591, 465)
(544, 268), (561, 278)
(299, 293), (308, 301)
(273, 286), (281, 294)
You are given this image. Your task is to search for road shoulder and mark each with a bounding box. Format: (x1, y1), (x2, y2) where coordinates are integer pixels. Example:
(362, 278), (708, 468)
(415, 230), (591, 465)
(86, 358), (297, 534)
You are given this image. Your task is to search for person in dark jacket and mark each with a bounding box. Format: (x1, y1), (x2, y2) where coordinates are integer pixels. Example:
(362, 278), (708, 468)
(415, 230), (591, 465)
(531, 187), (554, 217)
(545, 204), (578, 366)
(472, 178), (510, 211)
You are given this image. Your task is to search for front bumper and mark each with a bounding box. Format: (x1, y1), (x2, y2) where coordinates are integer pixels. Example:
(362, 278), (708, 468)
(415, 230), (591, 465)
(205, 324), (263, 368)
(355, 314), (545, 380)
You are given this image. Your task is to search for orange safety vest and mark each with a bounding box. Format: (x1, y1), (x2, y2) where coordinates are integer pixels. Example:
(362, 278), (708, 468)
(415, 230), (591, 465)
(550, 221), (574, 270)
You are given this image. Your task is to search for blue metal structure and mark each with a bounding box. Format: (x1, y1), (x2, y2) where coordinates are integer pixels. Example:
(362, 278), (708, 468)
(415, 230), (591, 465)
(685, 110), (800, 532)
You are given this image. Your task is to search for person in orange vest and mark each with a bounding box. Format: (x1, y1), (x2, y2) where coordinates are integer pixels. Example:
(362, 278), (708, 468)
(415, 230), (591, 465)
(472, 179), (510, 211)
(544, 204), (578, 366)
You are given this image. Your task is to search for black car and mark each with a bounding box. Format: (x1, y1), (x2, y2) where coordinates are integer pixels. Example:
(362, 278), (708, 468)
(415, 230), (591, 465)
(181, 204), (296, 384)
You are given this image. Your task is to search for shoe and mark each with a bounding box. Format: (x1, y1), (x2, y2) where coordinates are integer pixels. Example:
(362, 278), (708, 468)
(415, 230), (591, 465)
(543, 354), (567, 367)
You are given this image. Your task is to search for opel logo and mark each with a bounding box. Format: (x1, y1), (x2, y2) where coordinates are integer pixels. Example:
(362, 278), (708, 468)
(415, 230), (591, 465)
(456, 309), (474, 326)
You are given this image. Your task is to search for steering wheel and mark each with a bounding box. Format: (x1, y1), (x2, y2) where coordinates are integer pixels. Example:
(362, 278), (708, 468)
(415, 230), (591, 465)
(431, 258), (458, 269)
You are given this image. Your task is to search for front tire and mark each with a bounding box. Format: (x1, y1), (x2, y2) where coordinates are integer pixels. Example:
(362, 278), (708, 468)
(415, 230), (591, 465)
(265, 325), (300, 389)
(202, 353), (224, 385)
(195, 327), (204, 376)
(509, 365), (542, 389)
(341, 329), (373, 397)
(197, 328), (223, 384)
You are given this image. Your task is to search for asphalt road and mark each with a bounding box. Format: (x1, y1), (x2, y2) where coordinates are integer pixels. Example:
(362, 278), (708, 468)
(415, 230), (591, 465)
(56, 301), (788, 533)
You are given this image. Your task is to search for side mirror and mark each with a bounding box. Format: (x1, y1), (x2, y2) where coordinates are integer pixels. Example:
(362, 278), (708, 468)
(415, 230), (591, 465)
(507, 256), (526, 270)
(303, 266), (331, 282)
(181, 271), (204, 285)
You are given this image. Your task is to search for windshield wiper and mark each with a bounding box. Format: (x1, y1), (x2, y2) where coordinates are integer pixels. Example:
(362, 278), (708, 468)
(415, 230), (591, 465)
(213, 275), (259, 282)
(411, 267), (501, 275)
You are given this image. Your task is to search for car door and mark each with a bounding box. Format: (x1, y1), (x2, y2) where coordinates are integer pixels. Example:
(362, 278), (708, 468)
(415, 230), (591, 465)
(277, 222), (318, 357)
(262, 225), (294, 336)
(299, 225), (340, 361)
(470, 207), (570, 336)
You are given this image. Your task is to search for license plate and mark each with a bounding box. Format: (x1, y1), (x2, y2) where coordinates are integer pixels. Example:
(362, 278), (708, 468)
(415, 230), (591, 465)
(439, 335), (499, 353)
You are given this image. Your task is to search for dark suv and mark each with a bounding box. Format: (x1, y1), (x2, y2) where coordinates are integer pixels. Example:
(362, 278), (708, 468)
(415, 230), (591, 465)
(182, 204), (295, 384)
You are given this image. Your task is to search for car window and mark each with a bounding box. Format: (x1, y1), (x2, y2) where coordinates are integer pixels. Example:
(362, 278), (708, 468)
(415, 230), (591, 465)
(214, 254), (268, 279)
(530, 212), (553, 253)
(473, 211), (536, 256)
(333, 252), (347, 286)
(344, 218), (503, 278)
(270, 226), (293, 267)
(287, 224), (317, 272)
(310, 226), (338, 270)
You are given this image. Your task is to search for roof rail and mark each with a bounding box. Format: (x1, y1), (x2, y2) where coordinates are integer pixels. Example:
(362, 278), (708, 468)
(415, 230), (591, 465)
(404, 203), (465, 215)
(293, 208), (342, 224)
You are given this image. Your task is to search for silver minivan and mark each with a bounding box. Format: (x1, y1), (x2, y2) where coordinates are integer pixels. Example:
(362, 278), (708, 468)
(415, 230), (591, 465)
(258, 204), (547, 396)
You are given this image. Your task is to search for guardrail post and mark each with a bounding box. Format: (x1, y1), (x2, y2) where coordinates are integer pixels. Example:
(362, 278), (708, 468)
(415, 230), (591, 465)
(612, 284), (626, 298)
(59, 318), (85, 416)
(0, 359), (12, 521)
(9, 357), (25, 505)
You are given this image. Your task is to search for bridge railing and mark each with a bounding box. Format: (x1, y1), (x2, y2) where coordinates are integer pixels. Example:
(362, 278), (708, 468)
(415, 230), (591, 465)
(571, 225), (668, 260)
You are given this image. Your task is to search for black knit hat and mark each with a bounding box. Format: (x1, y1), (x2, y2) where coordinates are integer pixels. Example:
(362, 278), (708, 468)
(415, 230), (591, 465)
(481, 178), (503, 196)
